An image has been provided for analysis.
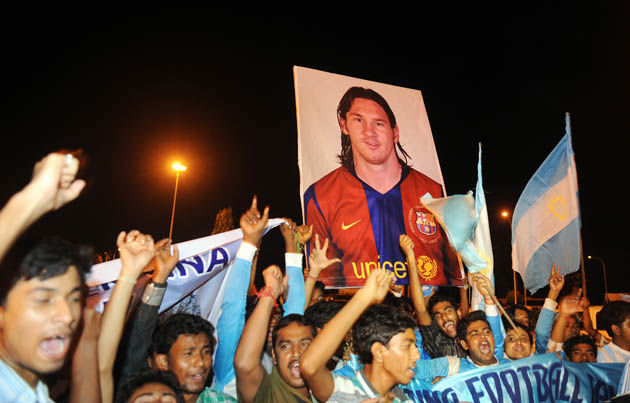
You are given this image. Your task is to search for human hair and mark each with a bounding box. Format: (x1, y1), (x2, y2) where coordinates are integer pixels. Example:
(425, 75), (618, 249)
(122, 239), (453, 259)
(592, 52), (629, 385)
(352, 304), (416, 364)
(563, 335), (596, 357)
(271, 314), (316, 349)
(0, 236), (94, 305)
(314, 281), (326, 292)
(336, 86), (411, 171)
(596, 301), (630, 338)
(457, 310), (490, 341)
(505, 304), (532, 325)
(502, 318), (533, 345)
(151, 314), (216, 356)
(304, 300), (343, 329)
(115, 369), (184, 403)
(427, 291), (458, 317)
(382, 293), (414, 317)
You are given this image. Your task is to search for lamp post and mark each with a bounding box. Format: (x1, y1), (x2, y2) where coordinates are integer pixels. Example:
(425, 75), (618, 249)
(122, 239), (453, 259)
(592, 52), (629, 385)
(587, 255), (608, 304)
(501, 210), (519, 305)
(169, 162), (187, 241)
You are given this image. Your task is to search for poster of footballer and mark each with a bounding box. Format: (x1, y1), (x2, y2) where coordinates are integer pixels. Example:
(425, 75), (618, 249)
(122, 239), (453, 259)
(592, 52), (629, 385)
(294, 66), (464, 288)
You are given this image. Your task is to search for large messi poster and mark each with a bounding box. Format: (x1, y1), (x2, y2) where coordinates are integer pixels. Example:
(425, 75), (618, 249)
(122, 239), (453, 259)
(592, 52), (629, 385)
(294, 66), (464, 288)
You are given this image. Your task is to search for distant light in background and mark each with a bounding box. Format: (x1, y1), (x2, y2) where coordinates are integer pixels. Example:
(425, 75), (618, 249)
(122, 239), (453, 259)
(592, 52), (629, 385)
(501, 210), (509, 218)
(169, 161), (188, 240)
(172, 162), (188, 172)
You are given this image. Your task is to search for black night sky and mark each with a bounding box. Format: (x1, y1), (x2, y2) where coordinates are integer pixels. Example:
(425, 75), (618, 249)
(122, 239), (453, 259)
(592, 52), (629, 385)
(2, 8), (628, 302)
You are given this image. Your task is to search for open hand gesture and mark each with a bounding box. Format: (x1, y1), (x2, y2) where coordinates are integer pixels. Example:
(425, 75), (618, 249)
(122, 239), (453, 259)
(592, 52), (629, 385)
(240, 196), (269, 246)
(117, 230), (155, 279)
(559, 289), (582, 316)
(308, 234), (341, 278)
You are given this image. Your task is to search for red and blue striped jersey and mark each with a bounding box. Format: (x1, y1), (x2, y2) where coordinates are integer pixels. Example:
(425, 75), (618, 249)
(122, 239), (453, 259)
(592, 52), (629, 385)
(304, 167), (463, 288)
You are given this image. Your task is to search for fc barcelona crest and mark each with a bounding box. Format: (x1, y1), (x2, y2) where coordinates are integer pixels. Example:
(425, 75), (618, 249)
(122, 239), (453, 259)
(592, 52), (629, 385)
(415, 211), (437, 235)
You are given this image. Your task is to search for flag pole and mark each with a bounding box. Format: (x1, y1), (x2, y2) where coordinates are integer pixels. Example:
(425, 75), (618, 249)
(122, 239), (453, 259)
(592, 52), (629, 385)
(484, 286), (519, 334)
(567, 112), (587, 299)
(579, 233), (587, 299)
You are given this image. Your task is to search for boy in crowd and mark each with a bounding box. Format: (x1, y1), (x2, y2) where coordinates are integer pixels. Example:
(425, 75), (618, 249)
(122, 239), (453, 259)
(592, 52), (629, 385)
(150, 313), (235, 402)
(234, 265), (316, 403)
(597, 301), (630, 363)
(563, 335), (597, 363)
(0, 152), (91, 402)
(115, 370), (184, 403)
(400, 235), (469, 359)
(503, 319), (533, 360)
(411, 310), (511, 381)
(300, 269), (419, 402)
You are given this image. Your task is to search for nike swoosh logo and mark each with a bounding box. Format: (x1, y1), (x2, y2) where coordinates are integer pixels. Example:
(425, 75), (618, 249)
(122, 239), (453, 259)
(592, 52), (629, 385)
(341, 219), (362, 230)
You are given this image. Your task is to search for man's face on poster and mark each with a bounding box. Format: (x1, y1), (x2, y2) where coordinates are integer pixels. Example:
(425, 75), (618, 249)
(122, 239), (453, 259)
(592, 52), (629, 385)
(339, 98), (400, 167)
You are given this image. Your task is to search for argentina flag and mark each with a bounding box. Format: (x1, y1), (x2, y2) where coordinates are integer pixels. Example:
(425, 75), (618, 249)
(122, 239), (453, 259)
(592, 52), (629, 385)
(511, 113), (580, 294)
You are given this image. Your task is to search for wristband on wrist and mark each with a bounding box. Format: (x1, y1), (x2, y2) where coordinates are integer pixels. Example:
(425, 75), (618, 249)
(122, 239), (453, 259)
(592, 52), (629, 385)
(256, 286), (278, 307)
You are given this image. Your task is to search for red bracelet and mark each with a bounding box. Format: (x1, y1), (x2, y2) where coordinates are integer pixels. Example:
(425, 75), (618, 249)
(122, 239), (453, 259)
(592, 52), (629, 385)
(256, 286), (278, 307)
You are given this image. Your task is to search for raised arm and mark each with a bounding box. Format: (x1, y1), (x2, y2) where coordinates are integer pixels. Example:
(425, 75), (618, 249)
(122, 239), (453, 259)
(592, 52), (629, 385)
(549, 289), (581, 349)
(280, 218), (306, 315)
(400, 234), (431, 326)
(234, 265), (286, 403)
(70, 308), (102, 403)
(535, 265), (563, 354)
(98, 230), (155, 403)
(117, 238), (179, 381)
(0, 153), (85, 262)
(471, 273), (504, 358)
(304, 234), (340, 309)
(214, 196), (268, 392)
(300, 269), (394, 402)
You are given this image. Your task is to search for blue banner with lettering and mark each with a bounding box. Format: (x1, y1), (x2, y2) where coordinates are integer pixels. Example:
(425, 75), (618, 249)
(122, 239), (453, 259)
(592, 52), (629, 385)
(402, 353), (623, 403)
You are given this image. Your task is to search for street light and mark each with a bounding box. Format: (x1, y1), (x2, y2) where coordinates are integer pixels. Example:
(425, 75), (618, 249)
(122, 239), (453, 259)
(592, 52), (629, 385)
(500, 209), (520, 305)
(169, 162), (187, 241)
(587, 255), (608, 303)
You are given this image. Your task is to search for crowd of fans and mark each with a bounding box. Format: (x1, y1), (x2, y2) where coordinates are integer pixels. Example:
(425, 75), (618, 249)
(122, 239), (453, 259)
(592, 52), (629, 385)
(0, 152), (629, 402)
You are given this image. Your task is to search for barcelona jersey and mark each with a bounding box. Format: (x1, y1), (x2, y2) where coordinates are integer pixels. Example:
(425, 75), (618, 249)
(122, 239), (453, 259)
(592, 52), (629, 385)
(304, 166), (463, 288)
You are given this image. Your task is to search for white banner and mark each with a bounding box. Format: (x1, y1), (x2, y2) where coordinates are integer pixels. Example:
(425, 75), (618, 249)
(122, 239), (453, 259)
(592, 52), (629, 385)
(86, 219), (285, 317)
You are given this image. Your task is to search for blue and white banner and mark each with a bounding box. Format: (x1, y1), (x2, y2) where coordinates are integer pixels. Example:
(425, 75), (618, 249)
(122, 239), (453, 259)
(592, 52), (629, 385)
(85, 219), (285, 319)
(511, 113), (581, 294)
(403, 353), (623, 403)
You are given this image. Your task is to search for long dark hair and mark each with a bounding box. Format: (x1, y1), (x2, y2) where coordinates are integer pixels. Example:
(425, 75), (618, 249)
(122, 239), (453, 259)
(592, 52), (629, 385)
(336, 86), (411, 171)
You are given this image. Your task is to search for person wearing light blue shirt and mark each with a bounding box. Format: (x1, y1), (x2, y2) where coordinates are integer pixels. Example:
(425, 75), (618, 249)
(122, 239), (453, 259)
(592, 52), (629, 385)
(214, 206), (306, 397)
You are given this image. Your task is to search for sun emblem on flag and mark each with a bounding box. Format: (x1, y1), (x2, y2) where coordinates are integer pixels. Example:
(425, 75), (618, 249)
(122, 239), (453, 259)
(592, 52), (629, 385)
(417, 255), (438, 280)
(548, 196), (568, 219)
(415, 211), (437, 235)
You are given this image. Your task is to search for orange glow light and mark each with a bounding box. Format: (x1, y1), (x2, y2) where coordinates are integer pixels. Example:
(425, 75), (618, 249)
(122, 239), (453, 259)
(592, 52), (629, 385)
(171, 162), (187, 172)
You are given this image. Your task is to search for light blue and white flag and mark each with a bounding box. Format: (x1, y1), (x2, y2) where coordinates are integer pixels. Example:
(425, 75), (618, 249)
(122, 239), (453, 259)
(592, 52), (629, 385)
(421, 144), (494, 310)
(512, 113), (580, 294)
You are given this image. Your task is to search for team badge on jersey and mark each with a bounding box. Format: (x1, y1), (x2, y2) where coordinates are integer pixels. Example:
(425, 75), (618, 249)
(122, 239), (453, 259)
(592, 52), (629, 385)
(415, 211), (437, 235)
